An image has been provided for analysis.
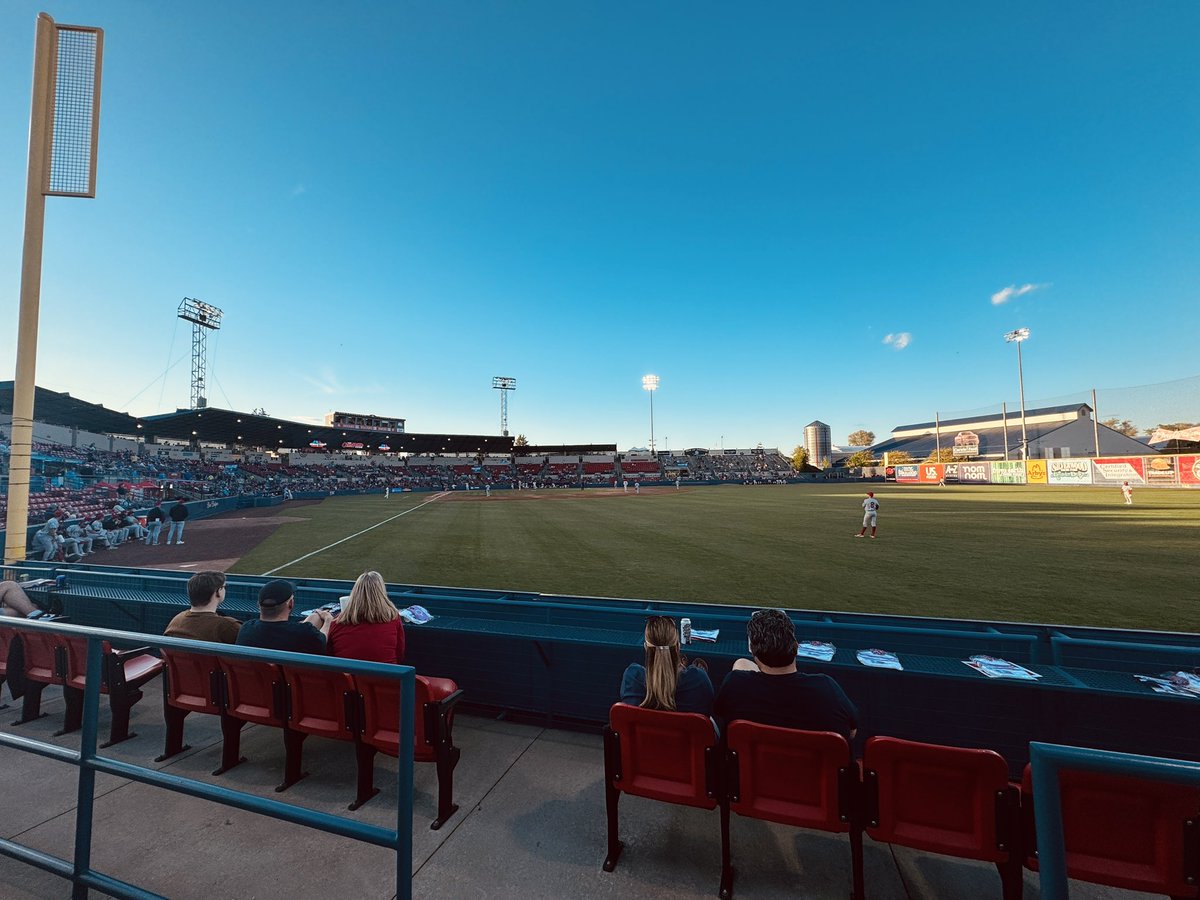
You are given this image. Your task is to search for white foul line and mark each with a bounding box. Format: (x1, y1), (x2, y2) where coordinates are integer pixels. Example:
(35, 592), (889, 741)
(262, 492), (449, 576)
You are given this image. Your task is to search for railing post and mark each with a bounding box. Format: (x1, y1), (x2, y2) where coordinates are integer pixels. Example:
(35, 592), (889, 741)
(396, 670), (414, 900)
(71, 635), (104, 899)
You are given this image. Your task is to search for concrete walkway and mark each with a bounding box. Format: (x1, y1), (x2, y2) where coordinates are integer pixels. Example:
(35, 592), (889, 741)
(0, 686), (1145, 899)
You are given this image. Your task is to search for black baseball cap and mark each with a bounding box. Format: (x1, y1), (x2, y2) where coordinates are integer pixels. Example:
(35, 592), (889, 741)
(258, 579), (294, 608)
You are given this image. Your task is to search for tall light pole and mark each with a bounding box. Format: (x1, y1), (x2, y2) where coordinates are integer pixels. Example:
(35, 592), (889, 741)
(1004, 328), (1030, 460)
(642, 374), (659, 453)
(492, 376), (517, 436)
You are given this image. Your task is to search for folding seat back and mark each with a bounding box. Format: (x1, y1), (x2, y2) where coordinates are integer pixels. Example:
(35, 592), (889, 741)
(606, 703), (720, 809)
(1021, 764), (1200, 897)
(0, 626), (13, 679)
(219, 657), (285, 726)
(20, 630), (62, 685)
(61, 635), (114, 693)
(281, 664), (356, 742)
(864, 737), (1018, 863)
(726, 721), (854, 833)
(161, 648), (223, 714)
(356, 673), (460, 761)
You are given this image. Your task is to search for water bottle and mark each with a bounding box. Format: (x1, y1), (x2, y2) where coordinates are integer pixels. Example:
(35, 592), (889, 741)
(680, 618), (692, 645)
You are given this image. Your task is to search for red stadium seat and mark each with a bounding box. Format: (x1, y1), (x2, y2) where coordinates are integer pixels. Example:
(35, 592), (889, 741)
(723, 721), (863, 900)
(353, 672), (464, 827)
(0, 625), (17, 708)
(863, 737), (1021, 900)
(59, 634), (163, 747)
(219, 657), (289, 787)
(602, 704), (722, 880)
(278, 664), (358, 793)
(1021, 764), (1200, 897)
(12, 629), (64, 726)
(156, 649), (244, 774)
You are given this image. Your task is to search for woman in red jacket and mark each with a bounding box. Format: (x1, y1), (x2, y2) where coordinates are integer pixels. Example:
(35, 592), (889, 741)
(327, 571), (405, 664)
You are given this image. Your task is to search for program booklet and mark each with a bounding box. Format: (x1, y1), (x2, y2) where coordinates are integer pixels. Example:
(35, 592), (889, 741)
(962, 655), (1042, 680)
(796, 641), (836, 662)
(857, 649), (903, 670)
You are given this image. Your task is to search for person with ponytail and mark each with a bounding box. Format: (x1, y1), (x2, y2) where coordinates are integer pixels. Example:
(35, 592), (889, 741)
(619, 616), (714, 715)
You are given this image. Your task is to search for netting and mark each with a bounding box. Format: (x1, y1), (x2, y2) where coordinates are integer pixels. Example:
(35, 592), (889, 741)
(47, 26), (100, 196)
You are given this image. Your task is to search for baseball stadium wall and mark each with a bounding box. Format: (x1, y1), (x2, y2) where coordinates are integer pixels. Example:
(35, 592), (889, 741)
(890, 453), (1199, 487)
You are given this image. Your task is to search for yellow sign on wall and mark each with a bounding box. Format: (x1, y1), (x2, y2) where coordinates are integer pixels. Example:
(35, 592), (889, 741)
(1026, 460), (1049, 484)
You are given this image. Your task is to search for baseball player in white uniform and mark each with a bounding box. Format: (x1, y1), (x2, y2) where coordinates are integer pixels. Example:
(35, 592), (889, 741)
(856, 491), (880, 539)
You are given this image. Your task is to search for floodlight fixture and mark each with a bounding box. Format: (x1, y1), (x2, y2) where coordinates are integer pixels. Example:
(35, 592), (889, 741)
(177, 298), (224, 410)
(642, 374), (660, 453)
(1003, 328), (1031, 459)
(493, 376), (517, 437)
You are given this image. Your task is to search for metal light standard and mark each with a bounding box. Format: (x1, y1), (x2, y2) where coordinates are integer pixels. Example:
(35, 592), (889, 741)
(1004, 328), (1030, 460)
(642, 374), (659, 453)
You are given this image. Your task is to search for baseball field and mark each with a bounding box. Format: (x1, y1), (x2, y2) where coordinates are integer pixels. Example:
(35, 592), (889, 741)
(212, 483), (1200, 634)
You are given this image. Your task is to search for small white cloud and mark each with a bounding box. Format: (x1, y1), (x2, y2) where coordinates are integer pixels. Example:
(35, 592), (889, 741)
(883, 332), (912, 350)
(991, 282), (1048, 305)
(290, 184), (307, 197)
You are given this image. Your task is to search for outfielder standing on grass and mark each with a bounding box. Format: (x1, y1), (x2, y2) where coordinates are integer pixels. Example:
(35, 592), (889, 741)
(855, 491), (880, 539)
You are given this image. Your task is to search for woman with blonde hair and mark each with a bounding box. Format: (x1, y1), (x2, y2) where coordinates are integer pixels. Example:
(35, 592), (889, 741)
(327, 571), (406, 664)
(619, 616), (713, 714)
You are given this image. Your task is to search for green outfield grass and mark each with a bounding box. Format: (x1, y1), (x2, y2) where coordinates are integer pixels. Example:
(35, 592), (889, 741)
(231, 484), (1200, 632)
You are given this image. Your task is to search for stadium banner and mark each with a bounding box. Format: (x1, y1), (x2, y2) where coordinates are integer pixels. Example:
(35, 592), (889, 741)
(1144, 456), (1178, 485)
(942, 463), (960, 483)
(1026, 460), (1049, 485)
(1091, 457), (1146, 485)
(895, 464), (920, 483)
(918, 464), (944, 484)
(1047, 459), (1092, 485)
(956, 461), (991, 483)
(991, 461), (1026, 484)
(1179, 456), (1200, 486)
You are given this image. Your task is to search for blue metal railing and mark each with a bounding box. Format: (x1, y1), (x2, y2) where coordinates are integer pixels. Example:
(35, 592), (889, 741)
(0, 618), (415, 900)
(1028, 741), (1200, 900)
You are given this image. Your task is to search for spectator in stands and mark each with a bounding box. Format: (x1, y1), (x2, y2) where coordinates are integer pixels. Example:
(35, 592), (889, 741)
(32, 514), (62, 561)
(164, 571), (241, 643)
(144, 502), (166, 545)
(714, 609), (858, 739)
(0, 580), (39, 618)
(620, 616), (714, 715)
(326, 571), (405, 664)
(166, 499), (189, 545)
(236, 579), (332, 653)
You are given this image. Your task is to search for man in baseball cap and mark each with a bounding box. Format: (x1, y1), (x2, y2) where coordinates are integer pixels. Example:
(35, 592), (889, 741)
(234, 579), (333, 653)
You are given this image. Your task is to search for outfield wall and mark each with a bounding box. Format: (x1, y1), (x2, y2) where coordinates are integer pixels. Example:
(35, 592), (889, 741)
(891, 453), (1199, 487)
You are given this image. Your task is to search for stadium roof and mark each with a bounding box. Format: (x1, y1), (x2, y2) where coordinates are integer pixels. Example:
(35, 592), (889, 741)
(520, 444), (618, 455)
(0, 382), (140, 436)
(893, 403), (1091, 434)
(872, 421), (1071, 459)
(137, 407), (514, 454)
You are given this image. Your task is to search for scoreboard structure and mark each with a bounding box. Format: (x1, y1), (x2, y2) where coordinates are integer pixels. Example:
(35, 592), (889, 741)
(324, 411), (405, 433)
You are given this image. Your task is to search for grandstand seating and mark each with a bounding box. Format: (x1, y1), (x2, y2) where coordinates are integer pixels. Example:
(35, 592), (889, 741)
(1020, 765), (1200, 897)
(619, 460), (660, 474)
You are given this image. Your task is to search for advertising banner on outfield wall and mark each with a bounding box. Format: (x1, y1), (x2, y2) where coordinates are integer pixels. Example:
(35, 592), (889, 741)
(942, 463), (959, 483)
(991, 461), (1026, 484)
(1180, 456), (1200, 486)
(1026, 460), (1049, 484)
(895, 464), (920, 483)
(956, 461), (991, 483)
(918, 464), (944, 484)
(1092, 457), (1146, 485)
(1144, 456), (1178, 485)
(1048, 459), (1092, 484)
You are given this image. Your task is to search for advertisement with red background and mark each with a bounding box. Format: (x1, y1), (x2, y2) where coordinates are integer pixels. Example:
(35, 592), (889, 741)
(1091, 457), (1146, 485)
(1179, 456), (1200, 486)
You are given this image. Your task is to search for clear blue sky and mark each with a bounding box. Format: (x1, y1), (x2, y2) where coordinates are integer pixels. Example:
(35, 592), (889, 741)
(2, 2), (1197, 450)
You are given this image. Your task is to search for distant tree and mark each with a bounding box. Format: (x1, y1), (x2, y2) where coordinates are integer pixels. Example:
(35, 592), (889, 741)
(790, 445), (809, 470)
(923, 447), (956, 463)
(886, 450), (915, 464)
(819, 457), (831, 469)
(1155, 422), (1199, 432)
(513, 434), (529, 447)
(844, 450), (877, 467)
(1100, 418), (1139, 437)
(846, 429), (875, 447)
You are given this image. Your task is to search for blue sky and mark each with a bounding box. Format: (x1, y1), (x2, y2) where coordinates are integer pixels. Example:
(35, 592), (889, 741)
(2, 2), (1197, 451)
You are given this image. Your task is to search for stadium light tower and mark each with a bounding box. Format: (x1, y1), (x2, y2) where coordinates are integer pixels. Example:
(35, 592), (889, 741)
(1004, 328), (1030, 460)
(178, 298), (223, 409)
(492, 376), (517, 436)
(5, 13), (104, 564)
(642, 374), (660, 453)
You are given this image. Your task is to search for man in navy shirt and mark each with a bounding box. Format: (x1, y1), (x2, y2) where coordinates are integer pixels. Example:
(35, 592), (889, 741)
(236, 579), (333, 654)
(714, 608), (858, 739)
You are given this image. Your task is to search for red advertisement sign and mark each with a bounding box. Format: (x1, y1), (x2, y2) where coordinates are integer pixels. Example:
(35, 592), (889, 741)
(918, 464), (944, 484)
(1091, 457), (1146, 485)
(1179, 456), (1200, 486)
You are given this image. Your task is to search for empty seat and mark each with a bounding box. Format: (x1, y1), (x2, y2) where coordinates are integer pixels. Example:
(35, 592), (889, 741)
(156, 649), (243, 773)
(60, 634), (163, 747)
(219, 657), (289, 788)
(278, 664), (358, 792)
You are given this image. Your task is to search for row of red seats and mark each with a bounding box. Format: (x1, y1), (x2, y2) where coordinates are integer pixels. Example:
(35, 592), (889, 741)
(603, 703), (1200, 899)
(0, 627), (464, 830)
